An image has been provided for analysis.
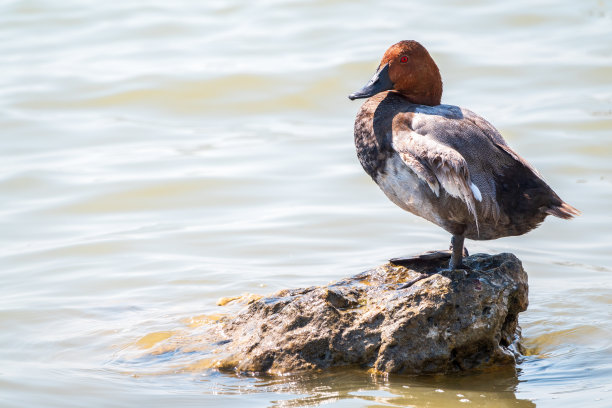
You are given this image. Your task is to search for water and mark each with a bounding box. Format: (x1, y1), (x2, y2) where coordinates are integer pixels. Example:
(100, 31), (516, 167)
(1, 0), (611, 406)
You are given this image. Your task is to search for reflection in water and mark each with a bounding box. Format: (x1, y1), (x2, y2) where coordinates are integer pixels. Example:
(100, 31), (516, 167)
(248, 369), (535, 408)
(115, 361), (536, 408)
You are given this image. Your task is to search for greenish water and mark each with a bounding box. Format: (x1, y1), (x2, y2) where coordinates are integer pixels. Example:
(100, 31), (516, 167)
(1, 0), (611, 407)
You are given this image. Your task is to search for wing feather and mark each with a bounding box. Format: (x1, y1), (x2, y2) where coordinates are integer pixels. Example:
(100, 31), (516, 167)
(392, 130), (481, 235)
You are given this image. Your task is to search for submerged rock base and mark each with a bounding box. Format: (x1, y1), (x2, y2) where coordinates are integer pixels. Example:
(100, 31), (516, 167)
(206, 253), (528, 375)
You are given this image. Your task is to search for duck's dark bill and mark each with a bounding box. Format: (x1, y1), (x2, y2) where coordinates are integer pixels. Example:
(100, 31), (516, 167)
(348, 63), (393, 100)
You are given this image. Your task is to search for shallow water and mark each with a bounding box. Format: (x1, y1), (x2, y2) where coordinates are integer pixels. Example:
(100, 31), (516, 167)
(1, 0), (611, 407)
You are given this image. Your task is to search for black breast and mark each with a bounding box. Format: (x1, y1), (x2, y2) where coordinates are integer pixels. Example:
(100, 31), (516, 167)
(353, 92), (407, 179)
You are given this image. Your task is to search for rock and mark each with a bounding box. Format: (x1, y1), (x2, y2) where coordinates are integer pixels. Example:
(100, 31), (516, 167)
(200, 253), (529, 374)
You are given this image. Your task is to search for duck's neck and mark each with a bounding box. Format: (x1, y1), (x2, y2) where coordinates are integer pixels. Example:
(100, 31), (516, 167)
(396, 64), (443, 106)
(402, 87), (442, 106)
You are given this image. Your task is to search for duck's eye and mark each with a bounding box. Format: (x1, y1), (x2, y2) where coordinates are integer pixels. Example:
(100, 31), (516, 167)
(399, 56), (409, 63)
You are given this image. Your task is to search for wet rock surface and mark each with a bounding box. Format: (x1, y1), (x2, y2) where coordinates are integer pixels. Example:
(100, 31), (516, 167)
(205, 253), (529, 375)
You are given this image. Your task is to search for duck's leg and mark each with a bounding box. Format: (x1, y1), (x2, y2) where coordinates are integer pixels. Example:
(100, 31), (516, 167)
(449, 234), (465, 269)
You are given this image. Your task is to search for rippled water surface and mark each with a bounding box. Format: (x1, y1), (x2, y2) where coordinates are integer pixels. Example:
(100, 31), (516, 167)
(1, 0), (611, 407)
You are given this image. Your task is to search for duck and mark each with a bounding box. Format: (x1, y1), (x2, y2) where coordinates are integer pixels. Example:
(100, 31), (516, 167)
(348, 40), (579, 269)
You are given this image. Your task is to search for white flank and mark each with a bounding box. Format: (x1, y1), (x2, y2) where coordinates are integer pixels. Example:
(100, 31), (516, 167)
(470, 182), (482, 202)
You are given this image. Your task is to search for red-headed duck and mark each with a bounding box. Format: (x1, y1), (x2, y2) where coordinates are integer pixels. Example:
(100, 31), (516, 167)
(349, 40), (579, 269)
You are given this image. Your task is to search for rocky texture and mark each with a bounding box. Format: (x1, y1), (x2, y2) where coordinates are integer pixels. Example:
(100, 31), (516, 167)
(203, 253), (529, 374)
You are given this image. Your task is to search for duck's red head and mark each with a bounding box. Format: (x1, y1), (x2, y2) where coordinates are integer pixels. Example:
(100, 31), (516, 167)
(348, 40), (442, 106)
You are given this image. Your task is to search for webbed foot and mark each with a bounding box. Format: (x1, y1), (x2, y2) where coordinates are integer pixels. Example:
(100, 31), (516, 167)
(390, 250), (452, 267)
